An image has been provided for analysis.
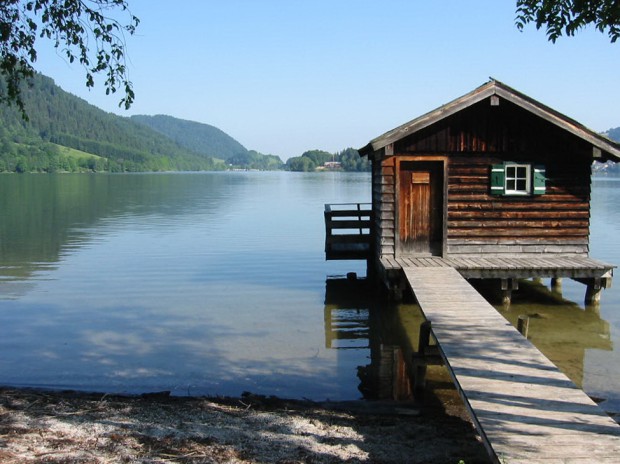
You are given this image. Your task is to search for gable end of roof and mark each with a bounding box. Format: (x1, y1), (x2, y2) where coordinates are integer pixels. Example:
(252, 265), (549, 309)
(359, 79), (620, 162)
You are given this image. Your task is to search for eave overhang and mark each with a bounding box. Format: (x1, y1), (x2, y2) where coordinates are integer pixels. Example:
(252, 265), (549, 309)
(359, 79), (620, 162)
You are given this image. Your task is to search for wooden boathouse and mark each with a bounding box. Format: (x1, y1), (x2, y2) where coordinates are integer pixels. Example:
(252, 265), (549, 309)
(330, 79), (620, 303)
(325, 80), (620, 462)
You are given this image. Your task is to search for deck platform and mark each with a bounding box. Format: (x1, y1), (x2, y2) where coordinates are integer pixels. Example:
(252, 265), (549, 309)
(382, 255), (614, 279)
(380, 255), (614, 304)
(403, 265), (620, 463)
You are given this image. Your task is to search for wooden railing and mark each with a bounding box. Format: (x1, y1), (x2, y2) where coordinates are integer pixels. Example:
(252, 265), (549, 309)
(324, 203), (372, 260)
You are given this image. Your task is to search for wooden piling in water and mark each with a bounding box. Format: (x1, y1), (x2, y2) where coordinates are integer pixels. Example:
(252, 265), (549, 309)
(517, 315), (529, 338)
(551, 277), (563, 294)
(413, 320), (432, 397)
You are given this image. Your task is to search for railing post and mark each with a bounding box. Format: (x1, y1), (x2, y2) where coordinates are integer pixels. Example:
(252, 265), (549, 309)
(324, 204), (332, 255)
(357, 203), (363, 235)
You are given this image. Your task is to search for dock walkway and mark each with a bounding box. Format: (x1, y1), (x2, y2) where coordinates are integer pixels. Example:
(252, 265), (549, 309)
(382, 255), (614, 304)
(403, 265), (620, 463)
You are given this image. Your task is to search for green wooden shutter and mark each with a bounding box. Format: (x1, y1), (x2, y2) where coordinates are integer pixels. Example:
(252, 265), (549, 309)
(490, 164), (505, 195)
(532, 165), (546, 195)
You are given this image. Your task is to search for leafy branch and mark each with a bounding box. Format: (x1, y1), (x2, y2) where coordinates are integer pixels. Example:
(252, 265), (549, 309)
(516, 0), (620, 43)
(0, 0), (139, 117)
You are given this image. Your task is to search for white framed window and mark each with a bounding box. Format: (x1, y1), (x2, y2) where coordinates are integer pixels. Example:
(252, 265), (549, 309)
(490, 163), (546, 196)
(505, 164), (531, 195)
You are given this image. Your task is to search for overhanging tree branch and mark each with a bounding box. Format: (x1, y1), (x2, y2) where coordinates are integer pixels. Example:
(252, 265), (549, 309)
(516, 0), (620, 43)
(0, 0), (139, 117)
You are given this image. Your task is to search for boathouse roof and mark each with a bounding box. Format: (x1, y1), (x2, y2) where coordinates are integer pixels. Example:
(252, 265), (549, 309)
(359, 79), (620, 162)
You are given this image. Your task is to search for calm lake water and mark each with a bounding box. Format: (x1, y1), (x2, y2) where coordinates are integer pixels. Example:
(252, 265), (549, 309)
(0, 172), (619, 414)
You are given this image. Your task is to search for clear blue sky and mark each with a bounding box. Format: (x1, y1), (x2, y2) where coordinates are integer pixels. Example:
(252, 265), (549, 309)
(34, 1), (620, 160)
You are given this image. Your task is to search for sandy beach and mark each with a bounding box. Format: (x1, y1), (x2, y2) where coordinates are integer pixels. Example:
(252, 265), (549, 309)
(0, 387), (490, 463)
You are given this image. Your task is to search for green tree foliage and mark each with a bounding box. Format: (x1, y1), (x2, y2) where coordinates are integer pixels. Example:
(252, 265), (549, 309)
(338, 147), (370, 171)
(300, 149), (334, 166)
(0, 0), (139, 115)
(516, 0), (620, 42)
(287, 155), (317, 172)
(228, 150), (284, 170)
(285, 148), (370, 172)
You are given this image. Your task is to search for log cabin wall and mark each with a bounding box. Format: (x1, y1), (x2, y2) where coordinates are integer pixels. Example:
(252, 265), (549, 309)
(376, 98), (593, 258)
(372, 154), (396, 257)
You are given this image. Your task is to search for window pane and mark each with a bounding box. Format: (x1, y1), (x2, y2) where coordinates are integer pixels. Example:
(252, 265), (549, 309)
(503, 164), (530, 194)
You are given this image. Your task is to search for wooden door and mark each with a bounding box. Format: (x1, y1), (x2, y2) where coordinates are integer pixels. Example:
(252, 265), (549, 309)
(398, 161), (443, 256)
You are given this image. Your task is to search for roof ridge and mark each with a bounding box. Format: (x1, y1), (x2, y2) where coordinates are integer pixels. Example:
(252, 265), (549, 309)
(359, 80), (620, 161)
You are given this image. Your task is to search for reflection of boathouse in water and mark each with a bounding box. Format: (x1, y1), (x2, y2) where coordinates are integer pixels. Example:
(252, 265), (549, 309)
(326, 79), (620, 304)
(323, 276), (413, 400)
(323, 277), (612, 400)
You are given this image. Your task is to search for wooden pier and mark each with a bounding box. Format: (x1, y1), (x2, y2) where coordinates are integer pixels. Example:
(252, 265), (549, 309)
(380, 255), (614, 305)
(404, 264), (620, 463)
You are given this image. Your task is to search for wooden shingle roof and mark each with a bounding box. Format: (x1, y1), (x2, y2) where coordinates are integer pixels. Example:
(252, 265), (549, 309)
(359, 79), (620, 162)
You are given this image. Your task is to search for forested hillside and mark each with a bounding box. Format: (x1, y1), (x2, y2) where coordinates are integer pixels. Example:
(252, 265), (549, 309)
(0, 74), (242, 172)
(0, 73), (369, 173)
(131, 115), (283, 170)
(131, 115), (248, 160)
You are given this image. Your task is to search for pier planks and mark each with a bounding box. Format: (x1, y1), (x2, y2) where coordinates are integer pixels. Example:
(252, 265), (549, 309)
(384, 255), (613, 278)
(402, 266), (620, 464)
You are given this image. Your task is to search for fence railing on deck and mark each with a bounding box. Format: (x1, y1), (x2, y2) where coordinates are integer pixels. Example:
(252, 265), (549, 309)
(324, 203), (372, 260)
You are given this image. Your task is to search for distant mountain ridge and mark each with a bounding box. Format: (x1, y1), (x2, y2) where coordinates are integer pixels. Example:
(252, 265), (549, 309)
(593, 127), (620, 173)
(606, 127), (620, 143)
(0, 73), (277, 172)
(0, 73), (225, 172)
(130, 114), (248, 161)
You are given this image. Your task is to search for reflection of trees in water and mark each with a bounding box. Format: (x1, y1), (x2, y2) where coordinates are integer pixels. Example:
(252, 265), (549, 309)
(0, 173), (240, 288)
(324, 276), (613, 401)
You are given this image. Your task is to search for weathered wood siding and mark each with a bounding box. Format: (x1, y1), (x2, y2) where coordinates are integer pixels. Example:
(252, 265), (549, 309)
(374, 98), (592, 259)
(372, 155), (396, 258)
(446, 154), (590, 256)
